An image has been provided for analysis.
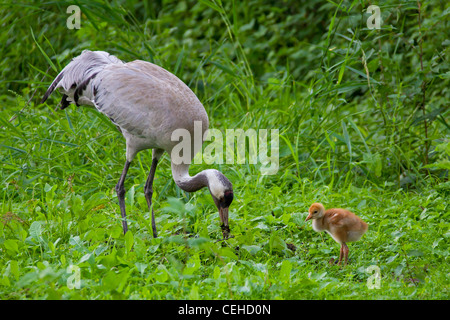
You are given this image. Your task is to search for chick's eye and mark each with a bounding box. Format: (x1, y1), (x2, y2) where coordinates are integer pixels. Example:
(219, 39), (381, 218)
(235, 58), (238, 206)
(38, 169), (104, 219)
(314, 211), (317, 213)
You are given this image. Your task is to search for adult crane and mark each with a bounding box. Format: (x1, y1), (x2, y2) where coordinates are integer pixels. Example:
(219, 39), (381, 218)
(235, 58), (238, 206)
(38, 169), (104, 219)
(40, 50), (234, 239)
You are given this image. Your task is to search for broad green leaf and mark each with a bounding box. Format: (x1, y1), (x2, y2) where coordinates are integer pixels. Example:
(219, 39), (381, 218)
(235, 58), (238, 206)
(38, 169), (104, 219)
(9, 260), (20, 280)
(125, 230), (134, 254)
(241, 245), (262, 255)
(29, 221), (43, 242)
(4, 240), (19, 254)
(189, 284), (200, 300)
(269, 232), (287, 253)
(279, 260), (292, 283)
(219, 247), (238, 260)
(213, 266), (220, 280)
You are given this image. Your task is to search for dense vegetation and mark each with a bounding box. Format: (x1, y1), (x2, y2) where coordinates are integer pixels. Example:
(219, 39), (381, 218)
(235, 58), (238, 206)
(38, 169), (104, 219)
(1, 0), (449, 299)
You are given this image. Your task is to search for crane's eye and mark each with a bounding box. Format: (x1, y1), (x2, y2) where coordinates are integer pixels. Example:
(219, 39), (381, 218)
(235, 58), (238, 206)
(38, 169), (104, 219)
(314, 210), (317, 213)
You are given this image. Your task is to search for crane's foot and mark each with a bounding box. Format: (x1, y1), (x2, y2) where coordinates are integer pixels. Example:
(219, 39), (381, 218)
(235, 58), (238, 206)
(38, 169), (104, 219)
(214, 235), (235, 243)
(220, 224), (231, 240)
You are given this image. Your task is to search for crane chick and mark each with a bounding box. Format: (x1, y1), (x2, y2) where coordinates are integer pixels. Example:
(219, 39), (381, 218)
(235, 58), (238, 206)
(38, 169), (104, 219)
(305, 203), (368, 266)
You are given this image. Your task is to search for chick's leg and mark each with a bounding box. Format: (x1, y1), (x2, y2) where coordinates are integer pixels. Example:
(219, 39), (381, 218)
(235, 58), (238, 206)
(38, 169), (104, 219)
(338, 244), (344, 265)
(343, 243), (349, 265)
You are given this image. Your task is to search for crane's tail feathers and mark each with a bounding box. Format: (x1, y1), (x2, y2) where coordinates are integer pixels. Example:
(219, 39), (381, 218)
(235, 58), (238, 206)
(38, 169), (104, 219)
(39, 50), (123, 108)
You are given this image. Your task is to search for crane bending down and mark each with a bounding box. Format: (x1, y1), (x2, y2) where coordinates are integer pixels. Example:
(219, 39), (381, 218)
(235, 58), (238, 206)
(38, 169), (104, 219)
(40, 50), (234, 239)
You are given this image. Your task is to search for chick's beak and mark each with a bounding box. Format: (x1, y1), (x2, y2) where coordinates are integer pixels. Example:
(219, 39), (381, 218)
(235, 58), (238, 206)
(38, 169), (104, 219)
(305, 213), (312, 221)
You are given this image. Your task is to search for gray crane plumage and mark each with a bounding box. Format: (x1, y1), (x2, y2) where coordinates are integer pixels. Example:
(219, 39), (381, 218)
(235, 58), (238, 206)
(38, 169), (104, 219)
(41, 50), (234, 238)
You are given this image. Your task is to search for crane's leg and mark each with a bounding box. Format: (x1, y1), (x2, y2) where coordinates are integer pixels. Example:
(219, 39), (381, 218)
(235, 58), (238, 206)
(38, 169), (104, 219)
(144, 150), (163, 238)
(116, 160), (131, 234)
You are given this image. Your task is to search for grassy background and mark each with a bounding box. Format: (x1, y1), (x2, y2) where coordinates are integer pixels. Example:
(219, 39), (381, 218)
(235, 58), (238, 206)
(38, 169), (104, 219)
(0, 0), (449, 299)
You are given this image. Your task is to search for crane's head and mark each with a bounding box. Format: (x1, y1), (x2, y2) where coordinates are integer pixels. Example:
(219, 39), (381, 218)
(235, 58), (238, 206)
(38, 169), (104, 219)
(306, 202), (325, 221)
(207, 170), (234, 238)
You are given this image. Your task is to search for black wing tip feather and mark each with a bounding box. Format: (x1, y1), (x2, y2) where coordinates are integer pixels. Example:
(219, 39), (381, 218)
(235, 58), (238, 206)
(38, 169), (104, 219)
(41, 67), (99, 107)
(74, 72), (98, 106)
(40, 71), (65, 104)
(60, 94), (70, 110)
(40, 89), (52, 104)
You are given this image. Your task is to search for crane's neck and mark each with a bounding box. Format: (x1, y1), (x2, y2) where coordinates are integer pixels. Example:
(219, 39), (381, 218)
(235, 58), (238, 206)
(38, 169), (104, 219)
(171, 163), (209, 193)
(171, 163), (230, 200)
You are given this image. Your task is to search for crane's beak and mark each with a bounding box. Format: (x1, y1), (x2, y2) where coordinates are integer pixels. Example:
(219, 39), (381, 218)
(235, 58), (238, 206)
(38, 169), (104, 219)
(305, 213), (312, 221)
(219, 206), (230, 238)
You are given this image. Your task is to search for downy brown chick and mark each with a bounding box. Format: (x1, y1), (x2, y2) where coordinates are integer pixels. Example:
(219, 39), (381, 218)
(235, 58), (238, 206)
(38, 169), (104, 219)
(305, 203), (368, 265)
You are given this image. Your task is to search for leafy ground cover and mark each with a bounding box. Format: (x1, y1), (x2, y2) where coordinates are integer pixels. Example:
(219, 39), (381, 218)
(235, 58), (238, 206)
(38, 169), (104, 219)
(0, 0), (449, 299)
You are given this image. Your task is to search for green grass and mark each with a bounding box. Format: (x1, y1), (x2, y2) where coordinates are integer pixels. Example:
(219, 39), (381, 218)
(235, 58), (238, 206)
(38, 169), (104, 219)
(1, 0), (449, 300)
(1, 170), (449, 299)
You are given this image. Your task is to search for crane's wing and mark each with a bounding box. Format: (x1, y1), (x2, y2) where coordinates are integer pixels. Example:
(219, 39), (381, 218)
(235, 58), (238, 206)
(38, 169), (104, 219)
(41, 51), (208, 152)
(92, 62), (207, 139)
(40, 50), (123, 108)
